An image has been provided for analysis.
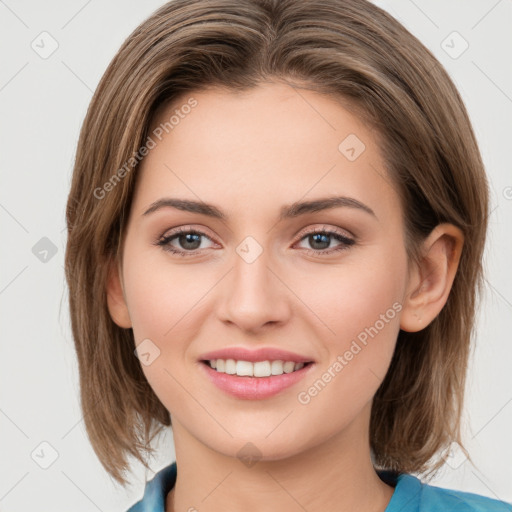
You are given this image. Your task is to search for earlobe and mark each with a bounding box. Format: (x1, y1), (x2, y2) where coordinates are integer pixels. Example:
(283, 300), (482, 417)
(400, 223), (464, 333)
(106, 257), (132, 329)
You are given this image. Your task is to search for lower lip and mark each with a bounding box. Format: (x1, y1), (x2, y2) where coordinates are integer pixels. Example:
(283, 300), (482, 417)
(199, 361), (315, 400)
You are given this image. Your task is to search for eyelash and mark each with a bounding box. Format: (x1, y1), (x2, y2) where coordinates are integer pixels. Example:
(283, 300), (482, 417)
(154, 226), (355, 258)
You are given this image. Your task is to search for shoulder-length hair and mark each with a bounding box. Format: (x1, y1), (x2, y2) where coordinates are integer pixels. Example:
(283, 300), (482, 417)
(65, 0), (489, 486)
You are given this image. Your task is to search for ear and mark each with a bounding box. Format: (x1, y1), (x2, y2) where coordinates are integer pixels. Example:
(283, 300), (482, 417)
(400, 223), (464, 332)
(106, 257), (132, 329)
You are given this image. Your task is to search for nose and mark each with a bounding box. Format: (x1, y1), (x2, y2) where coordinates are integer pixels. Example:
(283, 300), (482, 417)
(216, 244), (291, 333)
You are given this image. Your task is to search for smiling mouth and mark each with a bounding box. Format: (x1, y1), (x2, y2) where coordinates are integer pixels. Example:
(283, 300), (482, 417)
(201, 359), (313, 377)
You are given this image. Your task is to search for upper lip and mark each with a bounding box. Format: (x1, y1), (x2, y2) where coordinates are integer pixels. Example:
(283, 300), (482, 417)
(199, 347), (315, 364)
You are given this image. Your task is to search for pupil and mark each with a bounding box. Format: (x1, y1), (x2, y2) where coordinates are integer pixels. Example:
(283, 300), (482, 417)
(310, 233), (329, 250)
(180, 233), (201, 250)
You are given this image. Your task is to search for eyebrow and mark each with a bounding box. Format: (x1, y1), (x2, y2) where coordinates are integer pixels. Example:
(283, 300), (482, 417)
(142, 195), (377, 221)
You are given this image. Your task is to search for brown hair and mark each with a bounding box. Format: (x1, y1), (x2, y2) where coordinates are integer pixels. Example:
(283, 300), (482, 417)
(65, 0), (489, 486)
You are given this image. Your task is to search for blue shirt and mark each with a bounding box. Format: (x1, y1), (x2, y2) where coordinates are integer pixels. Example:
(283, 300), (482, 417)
(126, 462), (512, 511)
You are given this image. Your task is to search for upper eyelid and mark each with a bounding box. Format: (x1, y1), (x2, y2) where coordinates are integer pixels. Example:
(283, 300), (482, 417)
(160, 225), (217, 242)
(159, 224), (355, 245)
(295, 224), (354, 240)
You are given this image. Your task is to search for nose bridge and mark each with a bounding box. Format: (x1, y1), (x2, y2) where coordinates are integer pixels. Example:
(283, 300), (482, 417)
(218, 234), (290, 330)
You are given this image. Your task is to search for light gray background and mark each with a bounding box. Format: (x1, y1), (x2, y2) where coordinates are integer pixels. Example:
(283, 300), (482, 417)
(1, 0), (511, 510)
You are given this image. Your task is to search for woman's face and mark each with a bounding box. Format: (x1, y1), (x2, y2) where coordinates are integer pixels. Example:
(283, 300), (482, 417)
(110, 82), (412, 461)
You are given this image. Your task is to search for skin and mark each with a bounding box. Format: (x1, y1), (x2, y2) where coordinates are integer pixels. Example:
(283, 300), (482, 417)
(107, 82), (464, 512)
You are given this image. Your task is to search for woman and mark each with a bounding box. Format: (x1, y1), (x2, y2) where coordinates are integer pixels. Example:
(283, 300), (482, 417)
(64, 0), (511, 510)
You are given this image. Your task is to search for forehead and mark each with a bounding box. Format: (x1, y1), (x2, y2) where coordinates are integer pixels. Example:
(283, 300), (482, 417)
(132, 82), (398, 222)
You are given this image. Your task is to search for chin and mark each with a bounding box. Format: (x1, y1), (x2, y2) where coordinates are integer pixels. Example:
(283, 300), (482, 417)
(205, 433), (311, 465)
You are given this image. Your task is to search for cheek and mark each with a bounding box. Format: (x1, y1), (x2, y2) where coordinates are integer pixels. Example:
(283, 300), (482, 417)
(121, 250), (204, 410)
(309, 254), (405, 342)
(299, 248), (406, 410)
(121, 249), (219, 400)
(293, 275), (403, 426)
(122, 248), (205, 340)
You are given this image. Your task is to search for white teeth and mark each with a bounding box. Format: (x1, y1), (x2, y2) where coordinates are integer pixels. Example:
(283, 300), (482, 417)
(253, 361), (271, 377)
(271, 360), (283, 375)
(208, 359), (308, 377)
(236, 360), (253, 376)
(283, 361), (296, 374)
(225, 359), (236, 374)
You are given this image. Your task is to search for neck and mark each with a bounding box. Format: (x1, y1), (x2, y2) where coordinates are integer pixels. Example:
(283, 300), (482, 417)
(166, 402), (395, 512)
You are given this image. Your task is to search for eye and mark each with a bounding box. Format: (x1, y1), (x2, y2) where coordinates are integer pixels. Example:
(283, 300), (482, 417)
(154, 225), (356, 258)
(294, 227), (355, 256)
(155, 227), (217, 257)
